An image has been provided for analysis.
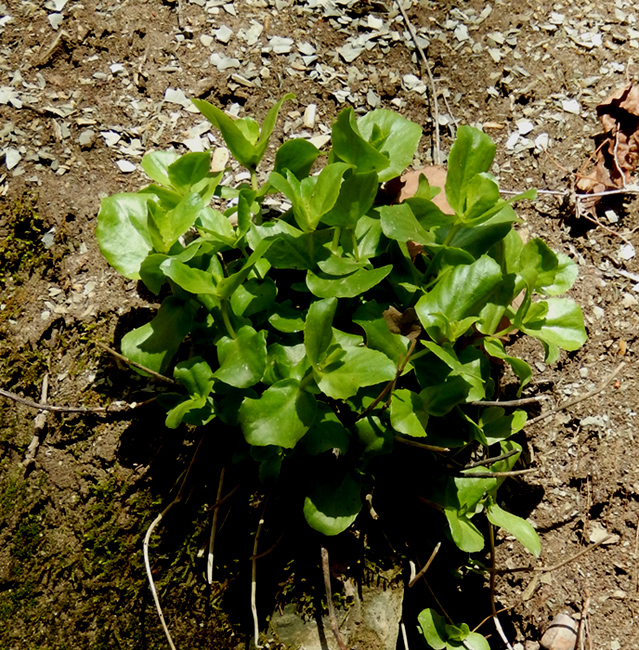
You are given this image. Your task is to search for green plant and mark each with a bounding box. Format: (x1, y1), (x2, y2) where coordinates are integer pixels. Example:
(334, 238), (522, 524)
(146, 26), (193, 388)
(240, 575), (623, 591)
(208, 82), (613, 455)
(96, 96), (586, 644)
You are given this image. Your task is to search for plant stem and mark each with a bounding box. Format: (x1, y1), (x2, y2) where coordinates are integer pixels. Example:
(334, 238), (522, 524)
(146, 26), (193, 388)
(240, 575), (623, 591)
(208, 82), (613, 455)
(442, 223), (461, 247)
(350, 229), (360, 261)
(331, 227), (341, 254)
(221, 301), (237, 339)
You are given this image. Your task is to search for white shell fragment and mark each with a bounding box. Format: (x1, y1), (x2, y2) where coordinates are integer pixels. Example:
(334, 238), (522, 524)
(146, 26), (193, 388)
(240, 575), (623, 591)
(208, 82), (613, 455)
(214, 25), (233, 43)
(116, 160), (136, 173)
(48, 13), (64, 30)
(303, 104), (317, 129)
(4, 147), (21, 170)
(562, 99), (581, 114)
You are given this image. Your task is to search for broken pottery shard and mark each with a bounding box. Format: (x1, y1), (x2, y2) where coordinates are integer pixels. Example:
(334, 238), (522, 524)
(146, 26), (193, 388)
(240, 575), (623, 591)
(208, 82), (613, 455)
(540, 613), (578, 650)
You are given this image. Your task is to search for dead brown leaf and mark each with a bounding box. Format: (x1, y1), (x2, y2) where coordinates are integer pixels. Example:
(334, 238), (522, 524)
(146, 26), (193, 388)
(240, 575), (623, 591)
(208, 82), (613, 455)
(577, 83), (639, 199)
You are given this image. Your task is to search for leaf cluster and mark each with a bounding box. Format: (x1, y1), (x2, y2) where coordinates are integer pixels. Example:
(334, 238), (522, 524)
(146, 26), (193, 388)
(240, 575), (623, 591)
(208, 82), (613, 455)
(96, 96), (586, 646)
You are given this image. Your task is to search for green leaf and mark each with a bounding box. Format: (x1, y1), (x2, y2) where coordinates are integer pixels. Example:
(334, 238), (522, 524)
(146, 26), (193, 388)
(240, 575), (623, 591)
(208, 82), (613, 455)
(302, 404), (351, 455)
(479, 407), (527, 445)
(444, 508), (485, 552)
(160, 258), (219, 295)
(390, 389), (429, 437)
(141, 150), (180, 188)
(268, 300), (306, 332)
(168, 151), (212, 193)
(357, 109), (422, 181)
(486, 500), (541, 557)
(215, 325), (267, 388)
(353, 301), (411, 363)
(273, 138), (320, 179)
(482, 338), (532, 396)
(303, 472), (362, 536)
(304, 297), (338, 369)
(97, 194), (154, 279)
(520, 297), (587, 352)
(445, 125), (496, 214)
(307, 265), (392, 298)
(263, 343), (308, 385)
(355, 415), (393, 459)
(415, 255), (502, 340)
(321, 171), (379, 228)
(148, 192), (204, 251)
(230, 278), (277, 317)
(463, 172), (500, 222)
(139, 253), (169, 295)
(196, 207), (235, 245)
(461, 634), (491, 650)
(380, 203), (433, 245)
(331, 107), (390, 175)
(217, 239), (272, 300)
(174, 356), (215, 396)
(317, 342), (396, 400)
(121, 296), (197, 374)
(239, 379), (317, 448)
(193, 95), (293, 169)
(417, 609), (447, 650)
(520, 239), (579, 296)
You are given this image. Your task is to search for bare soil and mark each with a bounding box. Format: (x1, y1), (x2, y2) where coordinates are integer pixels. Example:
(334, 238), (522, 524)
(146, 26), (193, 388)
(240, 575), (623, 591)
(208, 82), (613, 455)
(2, 0), (639, 649)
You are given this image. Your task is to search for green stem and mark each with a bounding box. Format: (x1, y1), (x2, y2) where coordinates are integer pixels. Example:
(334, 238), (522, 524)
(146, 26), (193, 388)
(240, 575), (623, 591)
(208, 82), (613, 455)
(307, 233), (315, 265)
(299, 370), (316, 392)
(250, 168), (262, 226)
(331, 227), (342, 254)
(221, 300), (237, 339)
(350, 230), (360, 261)
(442, 222), (461, 247)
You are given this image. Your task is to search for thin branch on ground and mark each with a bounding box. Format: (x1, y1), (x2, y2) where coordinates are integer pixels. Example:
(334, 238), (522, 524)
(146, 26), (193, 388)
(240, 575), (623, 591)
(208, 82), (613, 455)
(401, 620), (410, 650)
(143, 436), (205, 650)
(578, 589), (591, 650)
(251, 499), (268, 649)
(0, 386), (154, 414)
(22, 373), (49, 470)
(321, 546), (348, 650)
(97, 342), (177, 384)
(526, 362), (625, 427)
(489, 523), (515, 650)
(459, 468), (538, 478)
(470, 395), (548, 407)
(394, 0), (441, 164)
(408, 542), (441, 588)
(207, 467), (226, 585)
(490, 534), (613, 575)
(394, 435), (449, 453)
(633, 514), (639, 594)
(462, 449), (521, 470)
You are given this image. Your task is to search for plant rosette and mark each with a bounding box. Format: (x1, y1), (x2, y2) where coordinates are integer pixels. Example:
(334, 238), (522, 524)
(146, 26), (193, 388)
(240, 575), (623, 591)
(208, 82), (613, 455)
(97, 96), (586, 647)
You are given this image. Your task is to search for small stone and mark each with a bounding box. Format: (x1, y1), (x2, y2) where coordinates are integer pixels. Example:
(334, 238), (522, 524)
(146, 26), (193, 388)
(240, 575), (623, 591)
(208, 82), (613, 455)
(454, 24), (469, 41)
(604, 209), (619, 224)
(540, 613), (577, 650)
(200, 34), (213, 47)
(109, 63), (125, 74)
(116, 160), (136, 173)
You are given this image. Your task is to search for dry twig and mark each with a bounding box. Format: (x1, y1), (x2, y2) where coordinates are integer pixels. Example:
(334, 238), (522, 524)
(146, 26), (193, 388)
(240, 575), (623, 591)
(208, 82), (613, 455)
(143, 436), (205, 650)
(207, 467), (225, 585)
(526, 362), (625, 427)
(394, 0), (441, 164)
(321, 546), (348, 650)
(22, 373), (49, 470)
(251, 499), (268, 648)
(97, 342), (176, 384)
(408, 542), (441, 588)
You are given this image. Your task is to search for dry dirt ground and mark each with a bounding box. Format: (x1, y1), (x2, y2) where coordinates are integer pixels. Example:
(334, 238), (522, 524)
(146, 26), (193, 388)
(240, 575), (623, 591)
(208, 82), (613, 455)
(2, 0), (639, 649)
